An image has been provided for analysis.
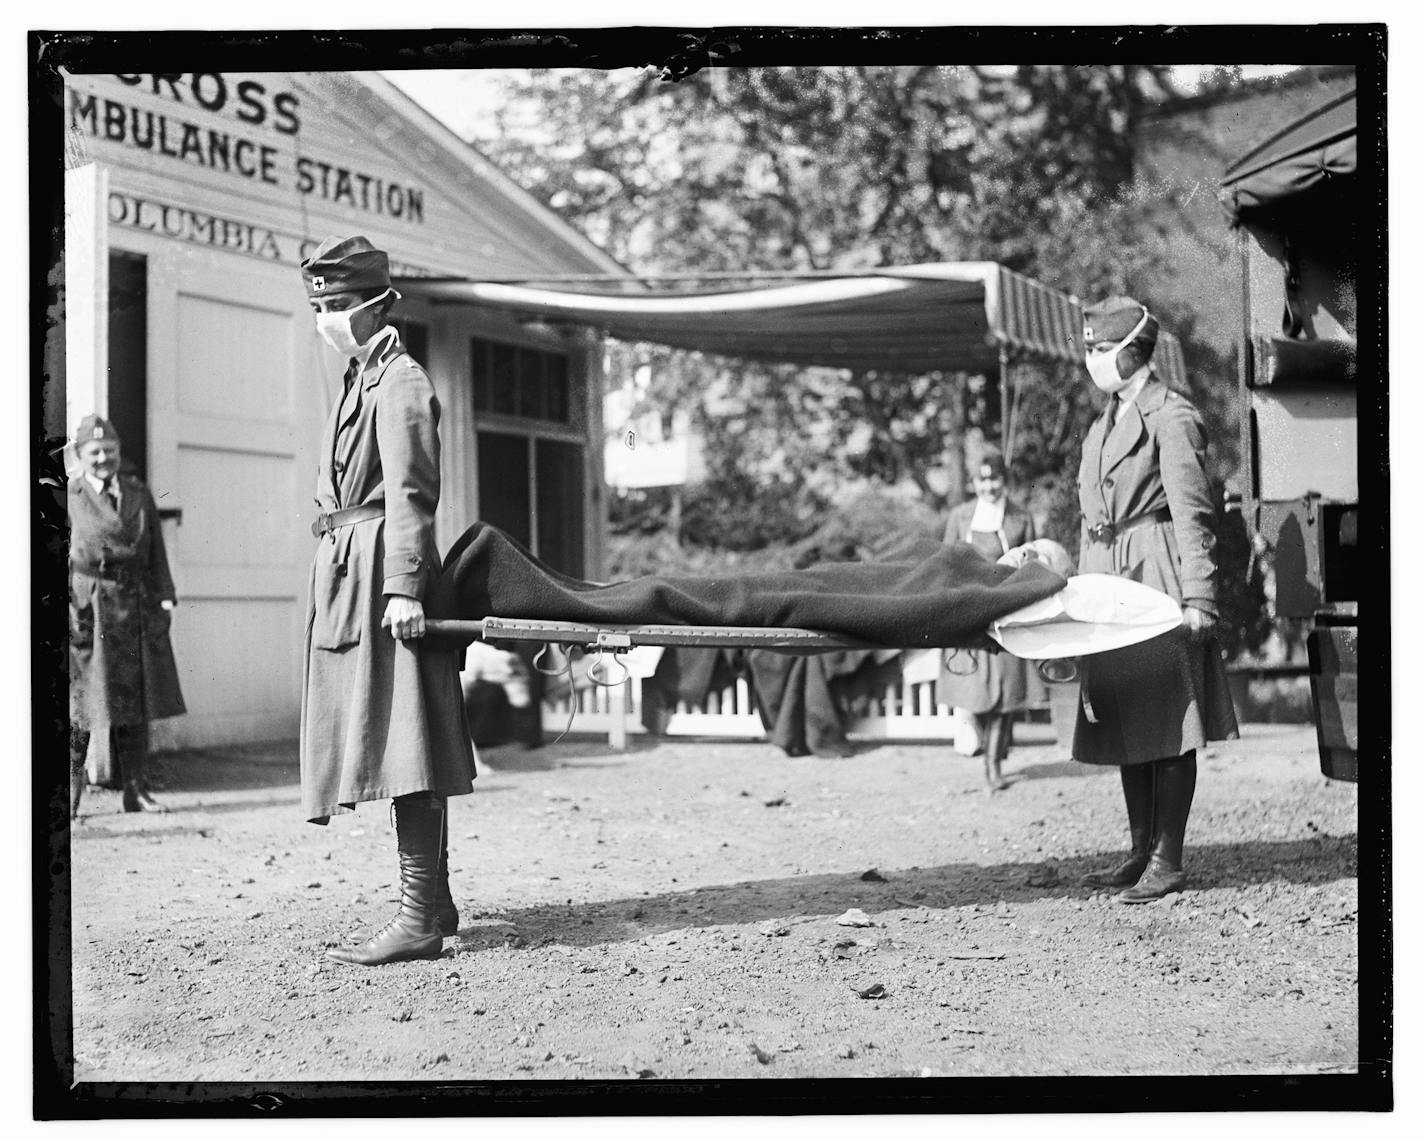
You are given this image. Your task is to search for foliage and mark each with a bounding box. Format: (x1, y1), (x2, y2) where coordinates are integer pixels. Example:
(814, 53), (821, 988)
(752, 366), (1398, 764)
(473, 64), (1269, 654)
(605, 485), (944, 580)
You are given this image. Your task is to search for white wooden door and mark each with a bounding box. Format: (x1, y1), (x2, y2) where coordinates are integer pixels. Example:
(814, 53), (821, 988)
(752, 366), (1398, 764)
(145, 245), (314, 748)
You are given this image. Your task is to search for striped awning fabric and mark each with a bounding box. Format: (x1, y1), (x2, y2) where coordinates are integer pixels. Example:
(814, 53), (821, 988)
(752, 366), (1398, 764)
(396, 261), (1187, 388)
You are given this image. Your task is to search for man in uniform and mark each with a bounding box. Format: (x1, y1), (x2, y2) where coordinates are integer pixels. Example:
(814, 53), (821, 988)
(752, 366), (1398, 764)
(1073, 297), (1238, 902)
(298, 236), (476, 966)
(68, 414), (186, 818)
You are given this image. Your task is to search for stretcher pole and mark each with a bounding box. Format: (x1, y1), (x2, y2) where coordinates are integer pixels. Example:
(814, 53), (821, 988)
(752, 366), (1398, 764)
(424, 618), (884, 652)
(999, 342), (1013, 467)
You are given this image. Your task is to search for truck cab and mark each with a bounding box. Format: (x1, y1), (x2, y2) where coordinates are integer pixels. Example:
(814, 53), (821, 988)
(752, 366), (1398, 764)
(1219, 89), (1365, 781)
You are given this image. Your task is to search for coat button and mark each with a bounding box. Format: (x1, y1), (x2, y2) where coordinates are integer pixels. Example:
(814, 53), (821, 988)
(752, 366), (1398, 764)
(333, 460), (345, 473)
(408, 555), (421, 566)
(1103, 478), (1114, 488)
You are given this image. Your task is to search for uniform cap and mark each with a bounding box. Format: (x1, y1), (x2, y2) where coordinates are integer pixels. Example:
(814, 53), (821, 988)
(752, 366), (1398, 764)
(1082, 295), (1160, 352)
(975, 447), (1007, 480)
(300, 235), (391, 298)
(75, 413), (119, 445)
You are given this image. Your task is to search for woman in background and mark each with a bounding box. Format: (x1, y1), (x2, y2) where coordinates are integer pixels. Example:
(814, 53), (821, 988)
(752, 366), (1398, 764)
(940, 449), (1045, 790)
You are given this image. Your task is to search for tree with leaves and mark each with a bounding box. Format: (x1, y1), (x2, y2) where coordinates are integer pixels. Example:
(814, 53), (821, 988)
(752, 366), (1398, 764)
(472, 64), (1262, 642)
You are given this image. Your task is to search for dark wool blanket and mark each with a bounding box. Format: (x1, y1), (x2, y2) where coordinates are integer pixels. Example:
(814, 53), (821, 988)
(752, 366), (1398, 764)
(426, 522), (1066, 651)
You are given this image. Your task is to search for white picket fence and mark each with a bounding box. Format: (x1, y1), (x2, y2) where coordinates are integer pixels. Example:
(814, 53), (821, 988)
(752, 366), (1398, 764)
(540, 669), (972, 750)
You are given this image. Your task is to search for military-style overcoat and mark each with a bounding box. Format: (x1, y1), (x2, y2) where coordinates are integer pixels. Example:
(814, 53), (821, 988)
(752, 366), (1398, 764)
(1073, 375), (1238, 765)
(938, 498), (1044, 714)
(69, 471), (186, 731)
(299, 328), (476, 823)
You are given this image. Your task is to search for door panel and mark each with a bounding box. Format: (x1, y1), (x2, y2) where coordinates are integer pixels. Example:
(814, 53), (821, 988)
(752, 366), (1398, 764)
(175, 294), (295, 424)
(147, 248), (308, 746)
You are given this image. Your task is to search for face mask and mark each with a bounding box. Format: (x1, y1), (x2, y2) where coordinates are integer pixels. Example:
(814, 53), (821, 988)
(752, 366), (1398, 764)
(1085, 308), (1150, 395)
(315, 288), (396, 356)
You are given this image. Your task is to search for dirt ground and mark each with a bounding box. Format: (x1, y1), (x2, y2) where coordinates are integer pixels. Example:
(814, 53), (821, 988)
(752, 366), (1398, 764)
(66, 720), (1359, 1085)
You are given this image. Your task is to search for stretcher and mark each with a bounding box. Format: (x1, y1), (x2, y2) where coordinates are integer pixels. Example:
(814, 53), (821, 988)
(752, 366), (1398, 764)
(427, 616), (885, 690)
(428, 616), (880, 653)
(426, 572), (1184, 690)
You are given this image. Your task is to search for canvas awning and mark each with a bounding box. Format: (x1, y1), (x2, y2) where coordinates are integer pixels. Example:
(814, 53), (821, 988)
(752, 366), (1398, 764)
(1220, 89), (1356, 225)
(397, 260), (1184, 386)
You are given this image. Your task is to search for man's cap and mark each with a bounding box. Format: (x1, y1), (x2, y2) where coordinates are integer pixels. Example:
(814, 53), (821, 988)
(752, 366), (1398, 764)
(1082, 295), (1160, 352)
(75, 413), (119, 445)
(300, 235), (391, 299)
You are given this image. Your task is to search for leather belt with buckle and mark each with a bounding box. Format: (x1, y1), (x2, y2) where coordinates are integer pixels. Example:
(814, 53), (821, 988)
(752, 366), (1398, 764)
(1085, 507), (1172, 544)
(311, 500), (385, 538)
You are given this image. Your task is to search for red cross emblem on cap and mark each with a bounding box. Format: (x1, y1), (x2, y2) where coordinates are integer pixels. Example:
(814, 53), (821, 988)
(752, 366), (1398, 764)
(1083, 324), (1094, 340)
(93, 424), (105, 438)
(312, 275), (326, 292)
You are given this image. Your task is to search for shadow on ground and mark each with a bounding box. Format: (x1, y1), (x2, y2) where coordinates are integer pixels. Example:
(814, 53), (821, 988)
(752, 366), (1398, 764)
(1009, 758), (1116, 783)
(148, 746), (299, 792)
(445, 833), (1358, 956)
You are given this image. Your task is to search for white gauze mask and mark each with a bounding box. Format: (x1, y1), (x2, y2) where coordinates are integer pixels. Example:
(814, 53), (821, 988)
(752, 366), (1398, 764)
(315, 288), (397, 356)
(1085, 307), (1151, 395)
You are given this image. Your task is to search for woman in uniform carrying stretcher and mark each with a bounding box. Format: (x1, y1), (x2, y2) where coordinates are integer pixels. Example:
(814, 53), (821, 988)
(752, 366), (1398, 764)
(299, 236), (476, 966)
(1071, 296), (1238, 903)
(293, 237), (1061, 969)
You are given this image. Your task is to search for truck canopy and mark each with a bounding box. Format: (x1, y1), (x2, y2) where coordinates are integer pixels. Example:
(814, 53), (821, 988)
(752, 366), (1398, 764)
(1219, 89), (1356, 225)
(397, 261), (1187, 387)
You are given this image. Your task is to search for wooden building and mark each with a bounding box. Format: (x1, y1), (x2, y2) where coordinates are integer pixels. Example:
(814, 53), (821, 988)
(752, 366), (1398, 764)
(60, 70), (630, 749)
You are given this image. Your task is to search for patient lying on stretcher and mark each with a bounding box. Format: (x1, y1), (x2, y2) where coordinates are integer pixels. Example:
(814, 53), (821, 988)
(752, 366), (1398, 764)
(996, 538), (1074, 578)
(425, 523), (1182, 666)
(425, 520), (1068, 652)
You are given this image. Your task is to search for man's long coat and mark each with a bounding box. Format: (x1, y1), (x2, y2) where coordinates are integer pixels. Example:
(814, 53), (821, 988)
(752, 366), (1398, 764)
(299, 329), (475, 823)
(69, 472), (186, 730)
(1073, 375), (1238, 766)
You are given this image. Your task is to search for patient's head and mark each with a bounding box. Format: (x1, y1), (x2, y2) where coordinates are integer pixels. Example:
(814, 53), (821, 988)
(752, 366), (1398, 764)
(998, 538), (1073, 578)
(1023, 539), (1073, 577)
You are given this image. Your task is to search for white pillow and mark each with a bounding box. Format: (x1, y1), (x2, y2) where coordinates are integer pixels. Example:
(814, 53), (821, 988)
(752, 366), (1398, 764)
(988, 574), (1183, 659)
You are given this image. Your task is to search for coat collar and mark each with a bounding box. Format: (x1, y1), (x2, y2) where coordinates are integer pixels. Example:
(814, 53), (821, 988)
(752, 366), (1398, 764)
(357, 327), (402, 389)
(1099, 401), (1145, 480)
(72, 472), (137, 520)
(1135, 374), (1170, 413)
(1098, 374), (1169, 478)
(332, 330), (403, 433)
(951, 496), (1025, 541)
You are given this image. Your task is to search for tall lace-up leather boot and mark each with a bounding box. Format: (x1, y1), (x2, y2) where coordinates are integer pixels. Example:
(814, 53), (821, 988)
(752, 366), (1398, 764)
(1083, 762), (1154, 888)
(328, 795), (445, 966)
(1119, 752), (1197, 904)
(433, 799), (458, 937)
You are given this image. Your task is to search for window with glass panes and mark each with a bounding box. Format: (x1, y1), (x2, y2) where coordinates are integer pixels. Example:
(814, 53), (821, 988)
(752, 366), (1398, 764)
(471, 337), (570, 424)
(471, 336), (585, 577)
